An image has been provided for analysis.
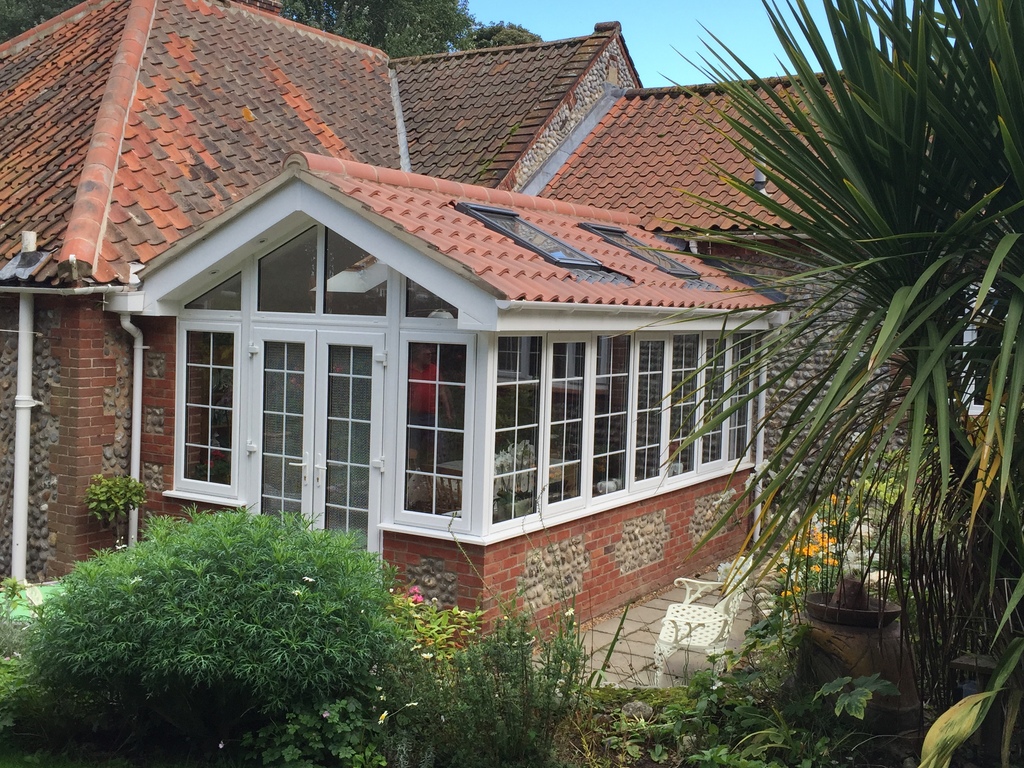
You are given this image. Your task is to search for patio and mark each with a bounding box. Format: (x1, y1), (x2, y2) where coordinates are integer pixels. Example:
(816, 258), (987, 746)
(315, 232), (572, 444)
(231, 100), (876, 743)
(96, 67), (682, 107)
(582, 568), (762, 688)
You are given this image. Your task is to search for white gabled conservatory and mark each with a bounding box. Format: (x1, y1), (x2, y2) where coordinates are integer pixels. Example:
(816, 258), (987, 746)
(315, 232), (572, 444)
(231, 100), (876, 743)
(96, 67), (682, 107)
(144, 232), (764, 551)
(129, 160), (772, 617)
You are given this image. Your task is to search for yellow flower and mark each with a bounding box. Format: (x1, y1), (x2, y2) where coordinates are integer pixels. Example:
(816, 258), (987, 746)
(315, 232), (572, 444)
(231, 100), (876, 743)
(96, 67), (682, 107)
(811, 565), (821, 573)
(378, 711), (388, 724)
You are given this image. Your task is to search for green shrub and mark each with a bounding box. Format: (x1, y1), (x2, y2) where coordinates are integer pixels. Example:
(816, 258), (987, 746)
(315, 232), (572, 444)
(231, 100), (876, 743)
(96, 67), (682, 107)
(382, 607), (586, 768)
(242, 698), (386, 767)
(27, 511), (398, 749)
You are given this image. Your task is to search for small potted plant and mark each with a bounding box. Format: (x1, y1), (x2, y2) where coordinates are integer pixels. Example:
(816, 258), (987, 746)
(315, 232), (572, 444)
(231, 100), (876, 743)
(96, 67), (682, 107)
(84, 474), (146, 549)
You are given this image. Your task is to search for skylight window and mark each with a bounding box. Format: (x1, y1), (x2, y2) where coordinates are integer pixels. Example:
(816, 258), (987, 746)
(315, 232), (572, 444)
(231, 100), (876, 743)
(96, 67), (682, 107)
(458, 203), (604, 269)
(580, 223), (701, 279)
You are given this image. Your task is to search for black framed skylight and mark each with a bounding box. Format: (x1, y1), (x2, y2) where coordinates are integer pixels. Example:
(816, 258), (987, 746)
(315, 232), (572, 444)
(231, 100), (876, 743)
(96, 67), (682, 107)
(580, 223), (701, 279)
(457, 203), (604, 269)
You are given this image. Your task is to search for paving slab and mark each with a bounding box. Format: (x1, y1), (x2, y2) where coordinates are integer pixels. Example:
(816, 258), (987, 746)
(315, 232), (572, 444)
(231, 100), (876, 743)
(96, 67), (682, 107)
(581, 565), (760, 689)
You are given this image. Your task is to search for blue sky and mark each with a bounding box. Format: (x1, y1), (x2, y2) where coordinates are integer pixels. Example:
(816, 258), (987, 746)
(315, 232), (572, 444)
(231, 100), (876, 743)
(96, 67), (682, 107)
(466, 1), (834, 87)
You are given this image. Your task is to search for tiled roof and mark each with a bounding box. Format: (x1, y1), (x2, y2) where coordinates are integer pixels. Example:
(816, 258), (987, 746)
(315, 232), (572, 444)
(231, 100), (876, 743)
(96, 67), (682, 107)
(392, 23), (632, 189)
(0, 0), (400, 284)
(543, 84), (793, 233)
(0, 0), (130, 270)
(290, 153), (773, 311)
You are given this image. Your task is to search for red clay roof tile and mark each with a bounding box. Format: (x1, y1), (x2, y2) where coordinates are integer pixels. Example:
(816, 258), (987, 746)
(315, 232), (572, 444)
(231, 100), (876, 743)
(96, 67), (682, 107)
(392, 24), (634, 189)
(289, 153), (771, 312)
(0, 0), (402, 283)
(543, 85), (795, 233)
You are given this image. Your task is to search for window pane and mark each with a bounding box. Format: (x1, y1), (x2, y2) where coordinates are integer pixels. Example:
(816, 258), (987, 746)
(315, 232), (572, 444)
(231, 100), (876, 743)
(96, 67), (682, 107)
(184, 330), (234, 485)
(405, 342), (466, 515)
(702, 338), (725, 464)
(635, 340), (665, 482)
(669, 334), (699, 475)
(186, 273), (242, 311)
(261, 341), (306, 515)
(258, 228), (317, 313)
(324, 343), (375, 546)
(324, 229), (387, 316)
(548, 341), (585, 504)
(406, 279), (459, 319)
(493, 337), (541, 523)
(594, 335), (630, 495)
(728, 334), (756, 461)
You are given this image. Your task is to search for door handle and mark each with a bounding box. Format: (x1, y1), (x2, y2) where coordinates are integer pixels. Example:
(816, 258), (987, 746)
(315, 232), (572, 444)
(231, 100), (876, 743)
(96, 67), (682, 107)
(314, 454), (326, 487)
(288, 452), (310, 484)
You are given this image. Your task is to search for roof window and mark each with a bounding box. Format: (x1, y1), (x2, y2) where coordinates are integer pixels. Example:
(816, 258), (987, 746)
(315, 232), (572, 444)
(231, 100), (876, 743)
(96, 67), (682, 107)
(458, 203), (604, 269)
(580, 223), (701, 279)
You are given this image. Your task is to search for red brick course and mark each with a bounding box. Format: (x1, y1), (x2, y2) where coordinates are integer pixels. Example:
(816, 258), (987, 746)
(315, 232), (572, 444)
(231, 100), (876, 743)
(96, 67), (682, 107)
(383, 473), (749, 627)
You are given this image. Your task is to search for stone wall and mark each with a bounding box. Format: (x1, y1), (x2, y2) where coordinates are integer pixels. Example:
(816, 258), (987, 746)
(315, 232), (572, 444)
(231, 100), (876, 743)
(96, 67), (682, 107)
(0, 301), (60, 579)
(384, 472), (750, 626)
(504, 37), (639, 192)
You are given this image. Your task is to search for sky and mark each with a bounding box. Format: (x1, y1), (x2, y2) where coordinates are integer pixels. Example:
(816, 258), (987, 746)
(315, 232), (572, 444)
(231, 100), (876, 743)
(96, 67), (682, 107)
(466, 0), (834, 88)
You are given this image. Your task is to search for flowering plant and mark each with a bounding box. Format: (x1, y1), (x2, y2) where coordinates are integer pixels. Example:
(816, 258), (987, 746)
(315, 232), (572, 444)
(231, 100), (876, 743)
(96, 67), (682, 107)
(777, 501), (849, 611)
(387, 586), (482, 662)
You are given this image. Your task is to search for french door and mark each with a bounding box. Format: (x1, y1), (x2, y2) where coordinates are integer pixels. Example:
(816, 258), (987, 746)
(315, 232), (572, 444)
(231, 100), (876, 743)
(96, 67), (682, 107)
(253, 327), (385, 550)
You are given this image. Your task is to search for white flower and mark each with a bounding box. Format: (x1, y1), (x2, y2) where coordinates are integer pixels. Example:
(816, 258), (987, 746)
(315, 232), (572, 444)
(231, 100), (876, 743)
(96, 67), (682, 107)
(302, 576), (315, 583)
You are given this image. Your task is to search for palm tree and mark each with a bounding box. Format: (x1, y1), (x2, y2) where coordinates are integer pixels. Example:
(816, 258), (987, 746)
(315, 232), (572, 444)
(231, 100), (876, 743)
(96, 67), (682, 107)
(687, 0), (1024, 709)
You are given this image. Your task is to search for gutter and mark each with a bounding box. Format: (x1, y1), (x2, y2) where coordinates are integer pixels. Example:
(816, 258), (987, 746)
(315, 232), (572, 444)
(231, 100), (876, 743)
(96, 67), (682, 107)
(496, 299), (778, 321)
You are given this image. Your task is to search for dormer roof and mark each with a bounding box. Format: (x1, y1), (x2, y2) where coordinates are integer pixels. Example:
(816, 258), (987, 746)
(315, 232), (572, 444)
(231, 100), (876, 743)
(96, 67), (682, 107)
(392, 22), (639, 191)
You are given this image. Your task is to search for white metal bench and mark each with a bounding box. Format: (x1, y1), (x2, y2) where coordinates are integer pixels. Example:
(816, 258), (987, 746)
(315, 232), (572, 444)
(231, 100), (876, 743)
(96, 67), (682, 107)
(652, 557), (753, 686)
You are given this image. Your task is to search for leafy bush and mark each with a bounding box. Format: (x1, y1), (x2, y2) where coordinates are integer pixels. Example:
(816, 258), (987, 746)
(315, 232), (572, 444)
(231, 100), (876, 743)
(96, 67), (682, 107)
(83, 474), (146, 525)
(242, 698), (386, 768)
(27, 511), (398, 749)
(382, 606), (586, 768)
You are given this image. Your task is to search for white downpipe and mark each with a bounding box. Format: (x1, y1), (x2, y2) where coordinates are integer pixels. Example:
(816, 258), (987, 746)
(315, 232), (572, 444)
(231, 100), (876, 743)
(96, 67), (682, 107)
(11, 291), (35, 581)
(751, 371), (767, 544)
(119, 314), (144, 546)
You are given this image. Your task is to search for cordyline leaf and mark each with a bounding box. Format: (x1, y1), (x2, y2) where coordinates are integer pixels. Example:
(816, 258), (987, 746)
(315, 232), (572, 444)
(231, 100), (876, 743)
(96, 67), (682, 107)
(919, 639), (1024, 768)
(918, 692), (995, 768)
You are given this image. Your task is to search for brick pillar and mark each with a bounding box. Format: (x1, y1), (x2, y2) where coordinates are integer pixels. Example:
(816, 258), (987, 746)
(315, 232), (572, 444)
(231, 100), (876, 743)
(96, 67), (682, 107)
(47, 299), (127, 573)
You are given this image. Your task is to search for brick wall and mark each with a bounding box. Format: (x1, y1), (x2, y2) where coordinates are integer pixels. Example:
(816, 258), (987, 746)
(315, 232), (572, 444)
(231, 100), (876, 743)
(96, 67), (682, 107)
(136, 315), (179, 519)
(383, 472), (750, 626)
(46, 298), (130, 572)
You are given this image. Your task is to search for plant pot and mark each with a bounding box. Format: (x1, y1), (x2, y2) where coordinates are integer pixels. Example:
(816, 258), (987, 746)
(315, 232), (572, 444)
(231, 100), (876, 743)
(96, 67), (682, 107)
(800, 594), (921, 733)
(804, 591), (902, 628)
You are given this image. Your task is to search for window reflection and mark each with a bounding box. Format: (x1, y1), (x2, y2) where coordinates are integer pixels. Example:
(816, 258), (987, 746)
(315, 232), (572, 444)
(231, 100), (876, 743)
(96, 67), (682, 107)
(405, 342), (467, 515)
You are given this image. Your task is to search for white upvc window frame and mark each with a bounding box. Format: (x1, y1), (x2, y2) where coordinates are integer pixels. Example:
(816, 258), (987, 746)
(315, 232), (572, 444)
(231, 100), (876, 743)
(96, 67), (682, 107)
(539, 334), (593, 520)
(173, 318), (244, 502)
(631, 333), (670, 494)
(486, 328), (759, 531)
(393, 330), (478, 535)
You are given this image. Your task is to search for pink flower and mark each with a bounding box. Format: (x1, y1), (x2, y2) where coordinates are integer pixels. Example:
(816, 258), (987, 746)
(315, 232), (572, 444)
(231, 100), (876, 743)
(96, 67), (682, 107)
(407, 586), (424, 604)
